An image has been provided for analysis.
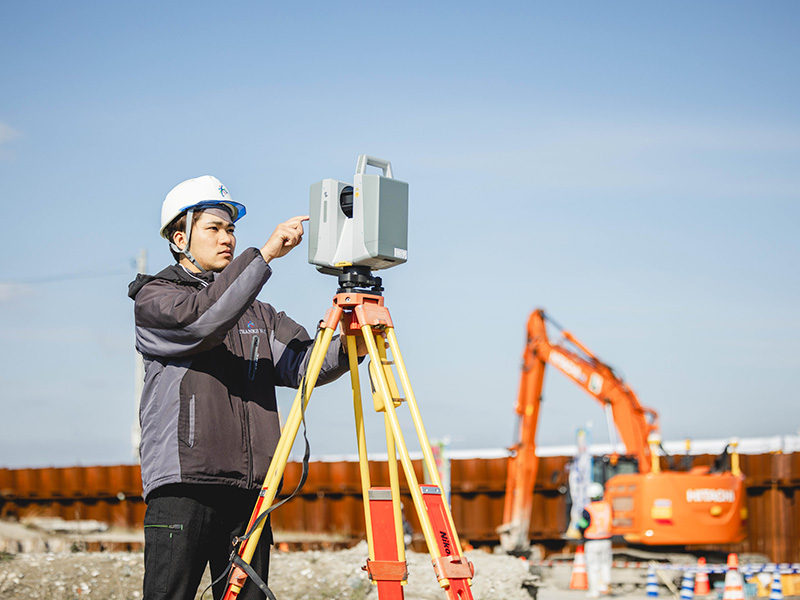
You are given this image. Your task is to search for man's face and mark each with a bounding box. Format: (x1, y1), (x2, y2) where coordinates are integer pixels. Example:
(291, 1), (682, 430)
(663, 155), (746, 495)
(176, 211), (236, 272)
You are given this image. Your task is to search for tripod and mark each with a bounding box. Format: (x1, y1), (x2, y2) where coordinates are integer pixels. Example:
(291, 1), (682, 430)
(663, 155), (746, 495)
(223, 268), (475, 600)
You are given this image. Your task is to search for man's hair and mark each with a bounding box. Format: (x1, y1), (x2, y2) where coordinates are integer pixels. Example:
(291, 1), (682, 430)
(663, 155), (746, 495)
(165, 211), (203, 262)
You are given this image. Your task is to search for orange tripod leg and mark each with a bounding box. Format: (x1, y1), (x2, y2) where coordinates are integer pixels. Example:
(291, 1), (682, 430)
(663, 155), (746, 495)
(364, 488), (408, 600)
(421, 486), (475, 600)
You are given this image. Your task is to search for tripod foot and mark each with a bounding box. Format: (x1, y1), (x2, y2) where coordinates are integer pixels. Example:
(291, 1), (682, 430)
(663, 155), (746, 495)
(367, 488), (408, 599)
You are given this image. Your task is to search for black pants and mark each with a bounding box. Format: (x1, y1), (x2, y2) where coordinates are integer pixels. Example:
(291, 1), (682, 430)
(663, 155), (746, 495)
(143, 484), (272, 600)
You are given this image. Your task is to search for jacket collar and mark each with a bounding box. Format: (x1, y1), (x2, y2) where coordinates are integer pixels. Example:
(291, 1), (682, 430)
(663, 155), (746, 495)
(127, 263), (216, 299)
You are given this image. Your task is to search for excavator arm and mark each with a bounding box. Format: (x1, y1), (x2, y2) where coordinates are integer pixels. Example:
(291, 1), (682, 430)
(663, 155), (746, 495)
(498, 328), (546, 554)
(498, 309), (659, 553)
(533, 310), (659, 469)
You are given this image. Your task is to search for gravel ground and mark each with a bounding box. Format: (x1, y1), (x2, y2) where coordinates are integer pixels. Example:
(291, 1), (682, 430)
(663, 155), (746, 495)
(6, 520), (782, 600)
(0, 542), (540, 600)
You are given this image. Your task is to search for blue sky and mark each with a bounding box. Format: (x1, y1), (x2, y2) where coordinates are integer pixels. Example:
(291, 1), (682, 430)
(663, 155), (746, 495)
(1, 2), (798, 468)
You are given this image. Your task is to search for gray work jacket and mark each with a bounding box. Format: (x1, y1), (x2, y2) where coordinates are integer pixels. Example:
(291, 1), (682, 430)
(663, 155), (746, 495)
(128, 248), (348, 500)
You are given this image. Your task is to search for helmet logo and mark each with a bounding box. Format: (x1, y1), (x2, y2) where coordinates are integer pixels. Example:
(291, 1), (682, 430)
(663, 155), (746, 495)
(219, 185), (229, 197)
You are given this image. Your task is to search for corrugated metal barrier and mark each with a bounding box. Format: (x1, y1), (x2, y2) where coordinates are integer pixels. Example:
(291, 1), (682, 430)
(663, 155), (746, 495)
(0, 452), (797, 561)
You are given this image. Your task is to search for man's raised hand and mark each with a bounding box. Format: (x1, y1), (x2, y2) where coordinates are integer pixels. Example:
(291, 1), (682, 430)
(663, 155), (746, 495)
(261, 215), (309, 263)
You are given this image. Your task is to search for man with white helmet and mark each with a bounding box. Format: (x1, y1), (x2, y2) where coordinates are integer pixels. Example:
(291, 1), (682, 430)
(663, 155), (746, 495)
(128, 175), (360, 600)
(578, 482), (614, 598)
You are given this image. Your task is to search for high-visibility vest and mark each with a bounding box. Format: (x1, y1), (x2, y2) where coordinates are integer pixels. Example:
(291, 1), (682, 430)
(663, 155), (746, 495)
(584, 500), (612, 539)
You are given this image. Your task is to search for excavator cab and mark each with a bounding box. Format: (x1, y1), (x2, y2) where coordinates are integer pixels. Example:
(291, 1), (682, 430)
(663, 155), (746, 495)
(593, 454), (638, 486)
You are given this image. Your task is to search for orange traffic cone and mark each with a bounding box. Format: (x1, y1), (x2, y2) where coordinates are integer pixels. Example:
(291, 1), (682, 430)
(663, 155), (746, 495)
(570, 545), (589, 590)
(723, 554), (745, 600)
(695, 557), (711, 596)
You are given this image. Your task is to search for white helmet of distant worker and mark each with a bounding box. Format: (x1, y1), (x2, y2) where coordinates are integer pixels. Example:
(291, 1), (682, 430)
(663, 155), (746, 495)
(160, 175), (246, 271)
(587, 482), (605, 500)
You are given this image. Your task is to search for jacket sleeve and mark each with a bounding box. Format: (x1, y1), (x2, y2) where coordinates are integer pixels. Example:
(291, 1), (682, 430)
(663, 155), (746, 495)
(268, 308), (351, 389)
(134, 248), (271, 358)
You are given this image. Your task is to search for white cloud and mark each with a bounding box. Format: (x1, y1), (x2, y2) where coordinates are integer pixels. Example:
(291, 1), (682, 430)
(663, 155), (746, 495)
(0, 282), (32, 302)
(0, 122), (22, 159)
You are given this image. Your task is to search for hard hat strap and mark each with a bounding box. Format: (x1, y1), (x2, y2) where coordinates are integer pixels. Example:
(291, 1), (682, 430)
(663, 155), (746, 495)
(168, 208), (207, 273)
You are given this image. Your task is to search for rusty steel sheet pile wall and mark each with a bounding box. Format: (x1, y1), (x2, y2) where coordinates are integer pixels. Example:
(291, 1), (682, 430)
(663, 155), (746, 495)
(0, 453), (798, 561)
(739, 452), (800, 563)
(0, 465), (145, 530)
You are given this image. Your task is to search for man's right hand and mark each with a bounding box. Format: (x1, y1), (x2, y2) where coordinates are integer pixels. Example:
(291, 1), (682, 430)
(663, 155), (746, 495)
(260, 215), (309, 264)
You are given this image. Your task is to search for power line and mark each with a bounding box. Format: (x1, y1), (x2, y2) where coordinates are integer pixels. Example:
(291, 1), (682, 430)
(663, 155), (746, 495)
(0, 263), (136, 287)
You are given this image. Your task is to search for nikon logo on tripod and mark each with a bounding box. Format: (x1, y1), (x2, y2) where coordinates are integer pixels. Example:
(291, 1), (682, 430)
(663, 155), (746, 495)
(308, 155), (409, 278)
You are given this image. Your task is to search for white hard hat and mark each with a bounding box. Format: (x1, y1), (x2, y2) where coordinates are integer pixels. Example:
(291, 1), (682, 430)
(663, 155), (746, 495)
(587, 482), (604, 500)
(160, 175), (246, 239)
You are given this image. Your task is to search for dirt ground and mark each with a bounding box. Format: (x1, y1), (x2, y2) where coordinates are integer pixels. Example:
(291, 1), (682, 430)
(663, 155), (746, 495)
(0, 542), (538, 600)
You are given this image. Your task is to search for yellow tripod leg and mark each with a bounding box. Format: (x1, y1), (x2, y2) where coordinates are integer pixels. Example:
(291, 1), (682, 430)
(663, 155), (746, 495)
(361, 328), (409, 597)
(382, 413), (406, 563)
(358, 325), (446, 577)
(346, 333), (375, 561)
(224, 326), (335, 599)
(363, 325), (473, 597)
(377, 335), (408, 564)
(385, 328), (464, 554)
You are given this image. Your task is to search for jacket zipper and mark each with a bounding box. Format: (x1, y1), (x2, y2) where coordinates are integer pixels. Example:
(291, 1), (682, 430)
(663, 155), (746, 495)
(243, 400), (253, 487)
(231, 322), (255, 487)
(243, 333), (259, 487)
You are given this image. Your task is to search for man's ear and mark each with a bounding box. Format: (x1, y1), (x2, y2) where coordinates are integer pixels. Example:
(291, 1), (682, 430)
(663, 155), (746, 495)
(172, 230), (187, 251)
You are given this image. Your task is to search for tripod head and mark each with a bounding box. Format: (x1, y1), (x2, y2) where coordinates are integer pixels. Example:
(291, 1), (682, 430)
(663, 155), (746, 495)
(337, 265), (384, 295)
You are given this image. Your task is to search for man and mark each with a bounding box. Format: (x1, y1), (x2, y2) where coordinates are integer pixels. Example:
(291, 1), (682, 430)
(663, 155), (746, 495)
(578, 482), (613, 598)
(128, 175), (359, 599)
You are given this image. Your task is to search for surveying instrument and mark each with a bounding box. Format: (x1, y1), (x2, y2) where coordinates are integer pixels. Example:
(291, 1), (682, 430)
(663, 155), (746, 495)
(222, 156), (475, 600)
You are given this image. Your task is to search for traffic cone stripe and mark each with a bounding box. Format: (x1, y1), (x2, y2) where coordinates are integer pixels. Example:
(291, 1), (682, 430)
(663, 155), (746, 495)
(681, 571), (696, 600)
(769, 571), (783, 600)
(646, 565), (660, 598)
(723, 554), (745, 600)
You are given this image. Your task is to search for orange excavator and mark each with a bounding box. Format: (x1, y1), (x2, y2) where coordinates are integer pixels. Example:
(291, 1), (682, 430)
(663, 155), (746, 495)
(498, 309), (747, 554)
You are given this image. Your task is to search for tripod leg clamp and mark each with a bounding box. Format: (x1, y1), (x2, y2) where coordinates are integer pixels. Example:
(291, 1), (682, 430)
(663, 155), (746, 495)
(227, 563), (249, 588)
(363, 559), (409, 582)
(431, 555), (475, 582)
